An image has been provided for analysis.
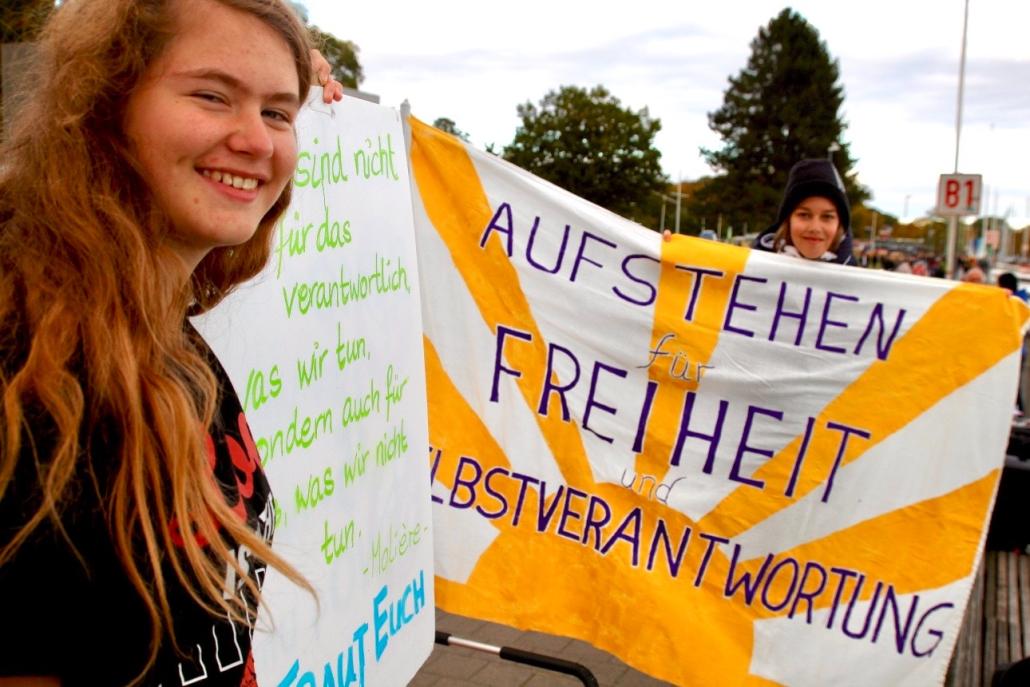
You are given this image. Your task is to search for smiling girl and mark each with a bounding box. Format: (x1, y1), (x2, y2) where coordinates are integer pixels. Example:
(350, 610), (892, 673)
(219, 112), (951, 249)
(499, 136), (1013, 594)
(0, 0), (340, 684)
(753, 158), (856, 265)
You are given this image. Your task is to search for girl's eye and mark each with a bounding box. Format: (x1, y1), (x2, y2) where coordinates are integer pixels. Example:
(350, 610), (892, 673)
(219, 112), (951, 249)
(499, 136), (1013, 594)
(194, 91), (227, 105)
(263, 109), (293, 124)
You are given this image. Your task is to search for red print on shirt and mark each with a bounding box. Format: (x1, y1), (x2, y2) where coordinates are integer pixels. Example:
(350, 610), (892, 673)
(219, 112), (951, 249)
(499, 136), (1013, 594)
(170, 412), (261, 548)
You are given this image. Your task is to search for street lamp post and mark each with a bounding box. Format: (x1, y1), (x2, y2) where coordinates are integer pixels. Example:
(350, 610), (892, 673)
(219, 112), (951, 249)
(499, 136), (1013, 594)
(655, 189), (688, 234)
(827, 142), (840, 164)
(869, 211), (878, 258)
(945, 0), (971, 278)
(675, 186), (682, 235)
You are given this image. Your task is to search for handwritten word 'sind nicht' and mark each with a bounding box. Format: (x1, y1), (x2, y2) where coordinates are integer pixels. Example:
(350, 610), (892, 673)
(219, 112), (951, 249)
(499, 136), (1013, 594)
(293, 133), (400, 188)
(480, 201), (907, 363)
(282, 255), (412, 318)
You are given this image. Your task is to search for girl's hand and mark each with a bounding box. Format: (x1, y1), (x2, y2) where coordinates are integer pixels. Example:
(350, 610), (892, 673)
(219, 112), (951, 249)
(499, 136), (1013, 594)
(311, 49), (344, 103)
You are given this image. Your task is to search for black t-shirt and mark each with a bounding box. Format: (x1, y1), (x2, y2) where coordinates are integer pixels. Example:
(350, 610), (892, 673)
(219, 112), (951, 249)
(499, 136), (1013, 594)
(0, 330), (274, 686)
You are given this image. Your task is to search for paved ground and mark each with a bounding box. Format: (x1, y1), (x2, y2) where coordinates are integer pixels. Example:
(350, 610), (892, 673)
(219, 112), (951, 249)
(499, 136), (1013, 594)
(410, 609), (674, 687)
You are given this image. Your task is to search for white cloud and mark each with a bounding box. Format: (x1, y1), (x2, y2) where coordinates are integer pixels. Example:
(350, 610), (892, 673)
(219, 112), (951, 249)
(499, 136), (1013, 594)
(306, 0), (1030, 222)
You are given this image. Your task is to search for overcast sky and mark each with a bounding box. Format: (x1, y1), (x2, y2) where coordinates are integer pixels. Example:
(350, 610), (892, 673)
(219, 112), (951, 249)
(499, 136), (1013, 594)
(305, 0), (1030, 226)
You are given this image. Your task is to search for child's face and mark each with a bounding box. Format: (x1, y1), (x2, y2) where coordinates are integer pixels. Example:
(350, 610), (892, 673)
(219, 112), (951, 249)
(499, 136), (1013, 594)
(122, 0), (300, 270)
(788, 196), (840, 260)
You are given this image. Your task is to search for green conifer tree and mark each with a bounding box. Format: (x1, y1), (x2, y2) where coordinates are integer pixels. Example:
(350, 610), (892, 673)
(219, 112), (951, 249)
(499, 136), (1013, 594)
(694, 8), (868, 235)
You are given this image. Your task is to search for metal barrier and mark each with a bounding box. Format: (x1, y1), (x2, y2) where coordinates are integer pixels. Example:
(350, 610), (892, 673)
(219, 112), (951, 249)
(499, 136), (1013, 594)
(434, 630), (600, 687)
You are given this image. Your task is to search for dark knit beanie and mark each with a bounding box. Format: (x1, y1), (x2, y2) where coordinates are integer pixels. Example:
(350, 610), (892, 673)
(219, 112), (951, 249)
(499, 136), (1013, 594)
(776, 159), (851, 231)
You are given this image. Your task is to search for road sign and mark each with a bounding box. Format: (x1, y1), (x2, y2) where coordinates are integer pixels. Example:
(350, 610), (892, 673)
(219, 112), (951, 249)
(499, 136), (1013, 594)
(936, 173), (982, 216)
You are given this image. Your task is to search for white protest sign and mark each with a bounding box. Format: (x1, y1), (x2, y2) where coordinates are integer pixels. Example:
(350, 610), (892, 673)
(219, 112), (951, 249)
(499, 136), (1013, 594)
(195, 95), (432, 687)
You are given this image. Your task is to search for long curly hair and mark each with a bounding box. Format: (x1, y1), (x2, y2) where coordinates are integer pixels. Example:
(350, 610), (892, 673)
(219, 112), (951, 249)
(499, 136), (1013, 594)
(0, 0), (313, 678)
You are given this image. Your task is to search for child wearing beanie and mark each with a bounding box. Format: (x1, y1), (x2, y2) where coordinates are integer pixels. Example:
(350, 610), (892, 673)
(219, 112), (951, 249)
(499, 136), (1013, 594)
(753, 159), (856, 265)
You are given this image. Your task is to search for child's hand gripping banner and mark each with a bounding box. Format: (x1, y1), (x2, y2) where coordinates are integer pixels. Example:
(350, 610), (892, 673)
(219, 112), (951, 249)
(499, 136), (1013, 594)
(408, 115), (1029, 686)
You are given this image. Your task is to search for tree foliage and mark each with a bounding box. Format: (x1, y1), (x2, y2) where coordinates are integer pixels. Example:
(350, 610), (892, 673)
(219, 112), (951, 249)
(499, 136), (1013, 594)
(289, 3), (363, 89)
(432, 117), (470, 142)
(309, 26), (363, 89)
(694, 8), (868, 234)
(0, 3), (365, 137)
(503, 85), (667, 220)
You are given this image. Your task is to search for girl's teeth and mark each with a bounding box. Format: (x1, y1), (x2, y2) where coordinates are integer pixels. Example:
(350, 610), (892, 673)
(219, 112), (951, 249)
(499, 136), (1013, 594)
(203, 170), (258, 190)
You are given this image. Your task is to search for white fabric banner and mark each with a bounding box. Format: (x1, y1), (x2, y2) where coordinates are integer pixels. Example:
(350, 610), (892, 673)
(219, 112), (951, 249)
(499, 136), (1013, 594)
(408, 115), (1028, 686)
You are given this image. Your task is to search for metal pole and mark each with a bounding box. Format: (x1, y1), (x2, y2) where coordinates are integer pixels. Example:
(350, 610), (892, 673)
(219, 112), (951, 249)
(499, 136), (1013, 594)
(945, 0), (970, 278)
(946, 216), (958, 277)
(980, 182), (988, 260)
(988, 187), (996, 262)
(435, 632), (599, 687)
(659, 200), (666, 233)
(870, 211), (878, 258)
(674, 186), (682, 235)
(1023, 218), (1029, 258)
(996, 190), (1006, 264)
(954, 0), (969, 174)
(827, 142), (839, 162)
(400, 99), (412, 155)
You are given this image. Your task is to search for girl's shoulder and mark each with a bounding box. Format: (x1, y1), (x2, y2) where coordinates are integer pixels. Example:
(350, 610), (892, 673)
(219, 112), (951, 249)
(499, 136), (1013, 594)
(752, 223), (781, 253)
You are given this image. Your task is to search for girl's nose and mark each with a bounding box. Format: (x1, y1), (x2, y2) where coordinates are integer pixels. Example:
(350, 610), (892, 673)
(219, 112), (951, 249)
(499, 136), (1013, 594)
(226, 109), (274, 158)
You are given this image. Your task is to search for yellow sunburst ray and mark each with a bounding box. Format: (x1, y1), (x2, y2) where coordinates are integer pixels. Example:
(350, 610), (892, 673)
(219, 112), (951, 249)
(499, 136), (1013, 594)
(702, 284), (1027, 538)
(411, 117), (594, 487)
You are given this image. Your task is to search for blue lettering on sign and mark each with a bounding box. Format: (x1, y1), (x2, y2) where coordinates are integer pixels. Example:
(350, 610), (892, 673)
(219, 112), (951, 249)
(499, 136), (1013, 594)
(372, 569), (427, 660)
(276, 622), (370, 687)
